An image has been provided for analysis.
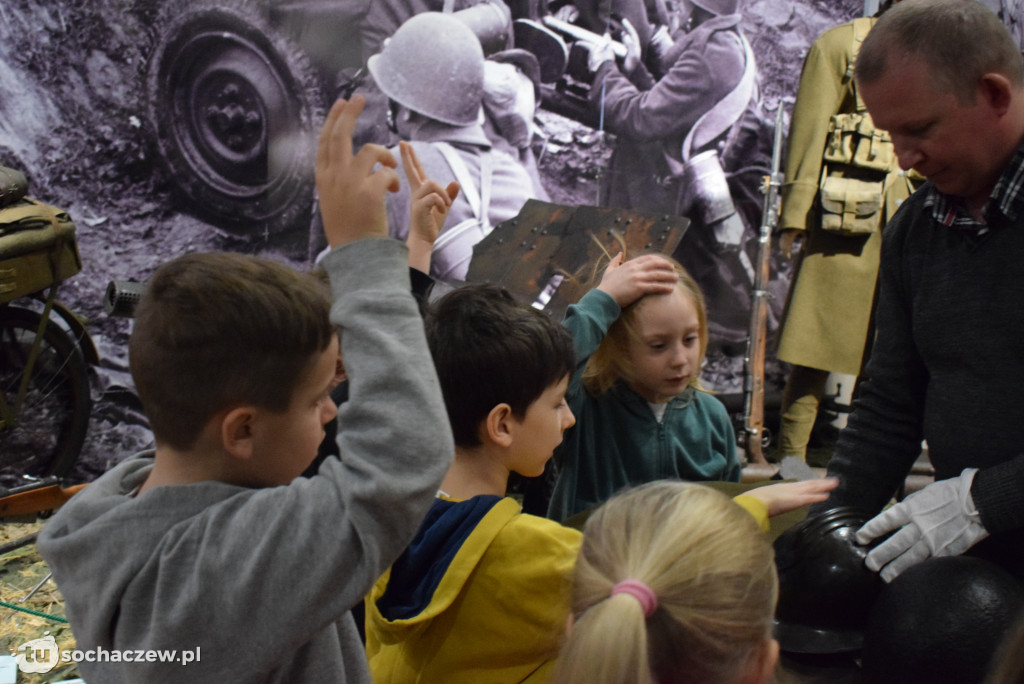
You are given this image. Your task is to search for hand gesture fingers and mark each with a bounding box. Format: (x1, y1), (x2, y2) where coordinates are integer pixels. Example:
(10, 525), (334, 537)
(402, 141), (460, 246)
(410, 179), (459, 243)
(401, 140), (427, 194)
(316, 96), (400, 248)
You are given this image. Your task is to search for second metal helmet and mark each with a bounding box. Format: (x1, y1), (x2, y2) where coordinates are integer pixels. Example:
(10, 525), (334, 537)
(367, 12), (485, 127)
(772, 507), (886, 654)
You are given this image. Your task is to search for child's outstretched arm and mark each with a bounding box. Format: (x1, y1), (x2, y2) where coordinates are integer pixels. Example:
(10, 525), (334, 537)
(401, 141), (460, 273)
(596, 252), (678, 308)
(316, 95), (400, 247)
(743, 478), (840, 517)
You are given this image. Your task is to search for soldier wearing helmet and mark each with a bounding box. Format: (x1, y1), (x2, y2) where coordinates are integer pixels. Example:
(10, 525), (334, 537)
(367, 12), (545, 281)
(584, 0), (776, 392)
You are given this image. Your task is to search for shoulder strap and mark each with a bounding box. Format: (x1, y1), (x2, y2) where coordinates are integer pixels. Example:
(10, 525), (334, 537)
(434, 142), (493, 230)
(681, 32), (757, 162)
(850, 17), (875, 113)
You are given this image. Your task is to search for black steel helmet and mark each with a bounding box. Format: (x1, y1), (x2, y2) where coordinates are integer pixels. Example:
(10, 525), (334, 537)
(773, 507), (885, 654)
(861, 556), (1024, 684)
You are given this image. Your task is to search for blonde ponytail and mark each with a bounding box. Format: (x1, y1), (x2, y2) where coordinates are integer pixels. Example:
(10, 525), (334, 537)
(551, 482), (777, 684)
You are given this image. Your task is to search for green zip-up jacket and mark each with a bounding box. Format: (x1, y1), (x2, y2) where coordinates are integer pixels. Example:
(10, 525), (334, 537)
(547, 289), (741, 522)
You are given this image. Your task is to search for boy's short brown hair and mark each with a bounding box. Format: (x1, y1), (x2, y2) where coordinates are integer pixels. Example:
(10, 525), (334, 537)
(129, 252), (335, 451)
(426, 283), (575, 447)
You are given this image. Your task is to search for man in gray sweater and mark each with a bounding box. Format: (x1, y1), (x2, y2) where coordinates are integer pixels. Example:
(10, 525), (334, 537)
(36, 96), (455, 682)
(814, 0), (1024, 584)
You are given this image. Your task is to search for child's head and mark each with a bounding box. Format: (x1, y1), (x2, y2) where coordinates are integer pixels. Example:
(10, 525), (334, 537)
(130, 252), (338, 458)
(585, 255), (708, 401)
(552, 481), (778, 684)
(426, 283), (576, 467)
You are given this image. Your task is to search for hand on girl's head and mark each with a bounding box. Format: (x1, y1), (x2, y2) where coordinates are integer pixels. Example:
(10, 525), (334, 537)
(597, 252), (679, 308)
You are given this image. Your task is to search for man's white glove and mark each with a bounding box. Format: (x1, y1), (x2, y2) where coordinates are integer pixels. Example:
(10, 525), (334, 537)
(856, 468), (989, 583)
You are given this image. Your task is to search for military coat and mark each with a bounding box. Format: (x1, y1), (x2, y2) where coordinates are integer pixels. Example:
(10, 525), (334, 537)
(777, 19), (917, 375)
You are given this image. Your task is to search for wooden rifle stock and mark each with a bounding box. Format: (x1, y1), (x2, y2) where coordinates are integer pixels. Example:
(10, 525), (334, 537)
(742, 105), (786, 464)
(0, 478), (86, 519)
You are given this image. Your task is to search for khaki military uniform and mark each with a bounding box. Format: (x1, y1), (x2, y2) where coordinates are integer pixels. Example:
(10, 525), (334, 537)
(777, 18), (918, 376)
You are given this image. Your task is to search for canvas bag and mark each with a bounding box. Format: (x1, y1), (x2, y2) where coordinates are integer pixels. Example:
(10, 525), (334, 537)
(0, 197), (82, 304)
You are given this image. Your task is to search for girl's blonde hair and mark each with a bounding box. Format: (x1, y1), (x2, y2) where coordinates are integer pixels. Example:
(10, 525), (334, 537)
(582, 254), (708, 396)
(551, 481), (777, 684)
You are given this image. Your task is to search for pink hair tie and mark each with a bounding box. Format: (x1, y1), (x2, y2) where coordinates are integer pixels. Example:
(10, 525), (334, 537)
(611, 579), (658, 618)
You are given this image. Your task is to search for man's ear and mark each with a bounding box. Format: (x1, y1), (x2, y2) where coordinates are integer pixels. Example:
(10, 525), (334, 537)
(979, 72), (1013, 116)
(221, 406), (256, 461)
(483, 403), (515, 448)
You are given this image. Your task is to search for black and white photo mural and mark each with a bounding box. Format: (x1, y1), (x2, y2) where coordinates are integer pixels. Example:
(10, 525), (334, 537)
(2, 0), (1021, 481)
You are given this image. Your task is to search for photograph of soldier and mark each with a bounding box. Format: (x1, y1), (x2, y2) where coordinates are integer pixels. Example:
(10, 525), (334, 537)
(581, 0), (782, 392)
(10, 0), (1024, 499)
(352, 0), (514, 147)
(366, 12), (547, 281)
(774, 0), (922, 462)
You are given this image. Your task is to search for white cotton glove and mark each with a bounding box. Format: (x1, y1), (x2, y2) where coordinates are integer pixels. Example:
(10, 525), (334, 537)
(856, 468), (989, 583)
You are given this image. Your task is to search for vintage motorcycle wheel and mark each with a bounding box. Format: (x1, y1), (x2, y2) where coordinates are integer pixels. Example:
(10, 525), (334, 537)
(0, 306), (92, 485)
(146, 0), (325, 236)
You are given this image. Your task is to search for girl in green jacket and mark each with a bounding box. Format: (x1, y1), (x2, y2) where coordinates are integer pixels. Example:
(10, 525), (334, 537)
(547, 252), (741, 522)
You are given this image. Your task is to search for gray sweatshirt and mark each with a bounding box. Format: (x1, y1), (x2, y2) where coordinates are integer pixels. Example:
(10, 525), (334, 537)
(37, 238), (454, 683)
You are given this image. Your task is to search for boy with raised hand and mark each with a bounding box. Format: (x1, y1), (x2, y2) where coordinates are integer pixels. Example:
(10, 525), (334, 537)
(36, 96), (455, 683)
(363, 282), (837, 683)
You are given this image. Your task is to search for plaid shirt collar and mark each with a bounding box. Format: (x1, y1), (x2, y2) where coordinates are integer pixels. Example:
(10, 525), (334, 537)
(923, 142), (1024, 234)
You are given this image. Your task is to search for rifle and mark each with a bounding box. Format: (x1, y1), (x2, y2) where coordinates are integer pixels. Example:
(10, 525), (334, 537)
(741, 105), (786, 465)
(0, 478), (87, 520)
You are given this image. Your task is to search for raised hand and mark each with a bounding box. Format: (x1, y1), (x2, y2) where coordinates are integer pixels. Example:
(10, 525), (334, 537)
(401, 141), (460, 272)
(315, 95), (401, 248)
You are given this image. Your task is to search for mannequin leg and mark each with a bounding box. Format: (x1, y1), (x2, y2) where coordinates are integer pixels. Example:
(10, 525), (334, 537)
(777, 365), (830, 461)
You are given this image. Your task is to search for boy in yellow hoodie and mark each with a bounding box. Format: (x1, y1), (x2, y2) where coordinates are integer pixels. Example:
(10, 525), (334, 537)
(365, 262), (837, 683)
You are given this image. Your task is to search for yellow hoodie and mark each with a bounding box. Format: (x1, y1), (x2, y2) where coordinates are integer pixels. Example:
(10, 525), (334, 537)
(365, 493), (769, 683)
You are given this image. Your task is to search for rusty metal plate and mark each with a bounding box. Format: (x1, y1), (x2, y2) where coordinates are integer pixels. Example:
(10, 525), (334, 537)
(467, 200), (688, 319)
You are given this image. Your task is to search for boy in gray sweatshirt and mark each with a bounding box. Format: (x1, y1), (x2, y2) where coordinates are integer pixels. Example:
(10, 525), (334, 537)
(36, 96), (455, 683)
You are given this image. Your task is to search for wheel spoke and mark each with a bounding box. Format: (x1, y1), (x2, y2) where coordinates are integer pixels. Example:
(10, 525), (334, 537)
(0, 308), (91, 486)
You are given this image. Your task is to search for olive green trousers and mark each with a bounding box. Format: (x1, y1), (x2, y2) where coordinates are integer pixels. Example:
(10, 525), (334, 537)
(778, 365), (830, 461)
